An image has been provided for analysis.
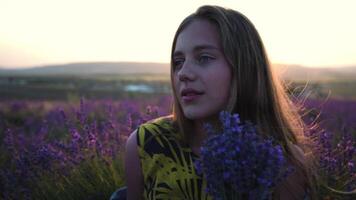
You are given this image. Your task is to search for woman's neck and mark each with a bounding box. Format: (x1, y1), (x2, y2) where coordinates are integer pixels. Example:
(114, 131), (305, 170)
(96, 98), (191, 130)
(192, 121), (207, 145)
(190, 119), (215, 155)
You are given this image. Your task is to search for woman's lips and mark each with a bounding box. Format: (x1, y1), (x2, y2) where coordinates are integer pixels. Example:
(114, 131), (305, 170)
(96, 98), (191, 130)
(182, 92), (203, 103)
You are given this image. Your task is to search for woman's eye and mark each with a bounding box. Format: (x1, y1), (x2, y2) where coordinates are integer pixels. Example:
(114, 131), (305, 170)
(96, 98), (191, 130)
(198, 55), (214, 64)
(173, 58), (184, 70)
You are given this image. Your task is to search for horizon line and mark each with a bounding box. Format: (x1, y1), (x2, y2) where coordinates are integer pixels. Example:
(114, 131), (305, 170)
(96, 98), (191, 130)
(1, 60), (355, 70)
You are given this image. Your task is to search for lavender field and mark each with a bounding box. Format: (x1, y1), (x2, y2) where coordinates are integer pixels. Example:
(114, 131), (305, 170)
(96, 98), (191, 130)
(0, 95), (355, 199)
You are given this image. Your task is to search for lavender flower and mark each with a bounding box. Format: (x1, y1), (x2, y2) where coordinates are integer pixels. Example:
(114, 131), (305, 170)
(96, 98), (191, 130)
(195, 111), (292, 200)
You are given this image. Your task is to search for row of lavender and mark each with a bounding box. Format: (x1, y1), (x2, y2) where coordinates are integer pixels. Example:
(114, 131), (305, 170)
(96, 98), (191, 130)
(0, 97), (172, 200)
(303, 99), (355, 198)
(0, 97), (355, 199)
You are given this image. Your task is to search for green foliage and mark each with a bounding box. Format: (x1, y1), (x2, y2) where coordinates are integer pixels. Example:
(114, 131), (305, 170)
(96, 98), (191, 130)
(31, 154), (125, 200)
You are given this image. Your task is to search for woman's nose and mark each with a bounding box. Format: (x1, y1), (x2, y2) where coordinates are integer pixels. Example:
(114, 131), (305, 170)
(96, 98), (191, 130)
(178, 61), (196, 82)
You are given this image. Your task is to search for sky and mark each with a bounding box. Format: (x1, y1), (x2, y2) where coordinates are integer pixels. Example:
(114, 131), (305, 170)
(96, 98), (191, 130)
(0, 0), (355, 68)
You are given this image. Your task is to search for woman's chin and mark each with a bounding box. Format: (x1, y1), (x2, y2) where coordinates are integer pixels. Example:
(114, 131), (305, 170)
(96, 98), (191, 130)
(183, 110), (219, 123)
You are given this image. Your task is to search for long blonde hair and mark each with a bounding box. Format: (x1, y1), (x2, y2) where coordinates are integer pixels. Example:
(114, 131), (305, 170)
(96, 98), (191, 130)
(170, 5), (317, 199)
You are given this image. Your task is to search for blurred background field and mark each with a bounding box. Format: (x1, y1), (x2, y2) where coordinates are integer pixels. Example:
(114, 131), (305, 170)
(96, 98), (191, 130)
(0, 62), (355, 199)
(1, 62), (356, 101)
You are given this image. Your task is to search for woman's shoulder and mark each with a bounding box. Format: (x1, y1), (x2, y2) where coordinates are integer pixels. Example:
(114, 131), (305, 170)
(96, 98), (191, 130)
(273, 141), (310, 199)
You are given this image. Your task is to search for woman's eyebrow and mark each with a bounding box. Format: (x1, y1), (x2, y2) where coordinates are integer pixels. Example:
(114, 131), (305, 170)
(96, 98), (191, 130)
(173, 51), (184, 58)
(173, 44), (219, 57)
(194, 44), (219, 52)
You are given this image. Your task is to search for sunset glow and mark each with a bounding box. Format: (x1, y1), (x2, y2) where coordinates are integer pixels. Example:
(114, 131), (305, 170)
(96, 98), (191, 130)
(0, 0), (355, 68)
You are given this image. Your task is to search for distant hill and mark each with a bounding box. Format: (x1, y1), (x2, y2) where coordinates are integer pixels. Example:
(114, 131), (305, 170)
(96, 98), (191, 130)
(273, 64), (356, 82)
(0, 62), (170, 76)
(0, 62), (355, 81)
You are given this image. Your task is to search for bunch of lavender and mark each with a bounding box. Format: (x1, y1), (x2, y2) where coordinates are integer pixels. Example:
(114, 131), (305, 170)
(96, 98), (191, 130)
(195, 111), (293, 200)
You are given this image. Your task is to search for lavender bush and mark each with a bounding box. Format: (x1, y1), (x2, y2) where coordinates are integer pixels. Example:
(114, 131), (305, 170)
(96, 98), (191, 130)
(303, 99), (355, 198)
(0, 96), (354, 199)
(0, 96), (172, 200)
(195, 111), (293, 200)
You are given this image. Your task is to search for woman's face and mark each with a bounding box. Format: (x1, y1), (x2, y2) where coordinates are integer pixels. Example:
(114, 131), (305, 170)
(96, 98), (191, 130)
(173, 19), (232, 122)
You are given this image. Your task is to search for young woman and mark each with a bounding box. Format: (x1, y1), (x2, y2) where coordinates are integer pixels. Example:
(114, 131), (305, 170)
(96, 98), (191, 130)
(125, 5), (316, 200)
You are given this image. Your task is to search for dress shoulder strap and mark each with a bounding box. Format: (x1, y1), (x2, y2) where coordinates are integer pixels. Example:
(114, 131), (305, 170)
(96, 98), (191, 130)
(136, 115), (179, 151)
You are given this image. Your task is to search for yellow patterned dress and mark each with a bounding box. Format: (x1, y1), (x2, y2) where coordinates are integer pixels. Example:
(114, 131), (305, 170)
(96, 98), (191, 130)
(136, 116), (212, 200)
